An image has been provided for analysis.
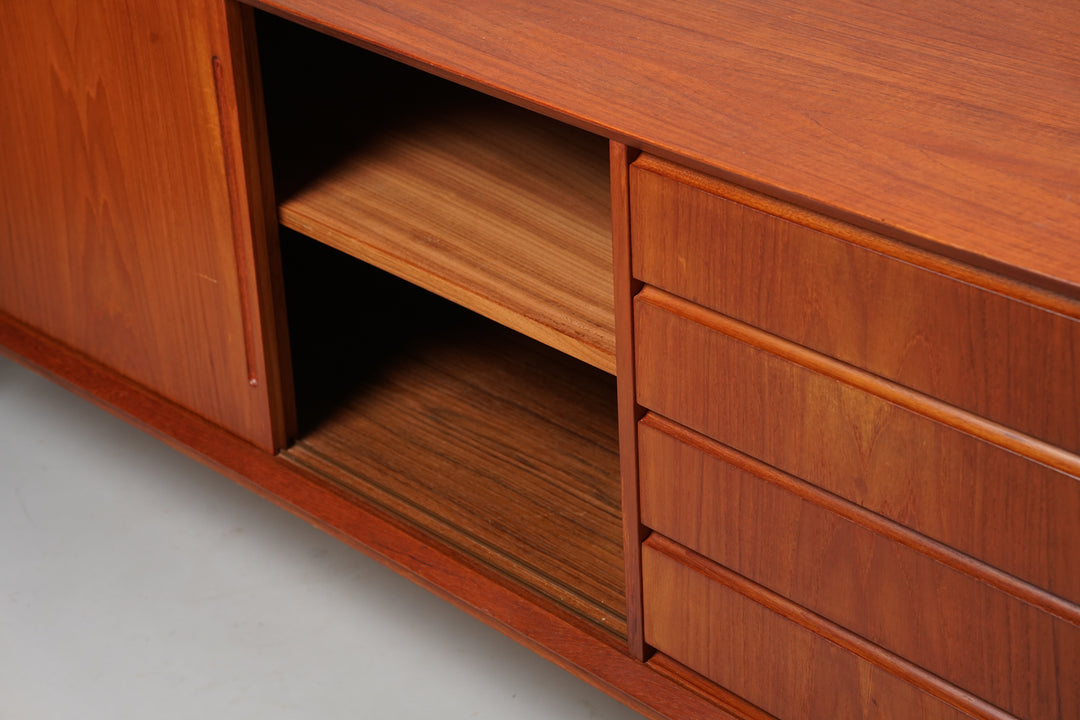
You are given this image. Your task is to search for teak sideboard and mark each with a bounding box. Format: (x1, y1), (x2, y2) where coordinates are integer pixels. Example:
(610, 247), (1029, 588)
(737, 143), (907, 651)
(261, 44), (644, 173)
(2, 2), (1078, 718)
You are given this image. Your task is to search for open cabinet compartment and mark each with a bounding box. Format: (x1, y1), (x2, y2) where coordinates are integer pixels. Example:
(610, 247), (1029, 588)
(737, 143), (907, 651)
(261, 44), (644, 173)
(252, 11), (627, 641)
(256, 11), (615, 373)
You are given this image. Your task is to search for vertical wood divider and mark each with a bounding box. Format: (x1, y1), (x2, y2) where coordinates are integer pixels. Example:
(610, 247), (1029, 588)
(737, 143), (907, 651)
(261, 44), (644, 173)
(218, 0), (298, 448)
(611, 140), (646, 660)
(211, 53), (261, 391)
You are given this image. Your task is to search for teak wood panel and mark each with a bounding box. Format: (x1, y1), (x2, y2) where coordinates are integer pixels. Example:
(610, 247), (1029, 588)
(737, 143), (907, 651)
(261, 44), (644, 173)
(220, 2), (298, 447)
(639, 415), (1079, 720)
(246, 0), (1080, 297)
(278, 243), (624, 639)
(641, 539), (980, 720)
(0, 0), (277, 448)
(629, 155), (1080, 455)
(258, 16), (614, 372)
(634, 291), (1080, 606)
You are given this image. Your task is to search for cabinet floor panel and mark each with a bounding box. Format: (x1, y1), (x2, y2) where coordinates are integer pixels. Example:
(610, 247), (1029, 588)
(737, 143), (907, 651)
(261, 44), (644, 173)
(280, 235), (625, 640)
(257, 12), (615, 373)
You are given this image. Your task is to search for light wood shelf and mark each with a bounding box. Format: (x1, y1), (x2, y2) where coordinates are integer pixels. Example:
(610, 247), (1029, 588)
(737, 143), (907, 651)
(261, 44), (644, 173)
(258, 14), (615, 373)
(279, 234), (625, 640)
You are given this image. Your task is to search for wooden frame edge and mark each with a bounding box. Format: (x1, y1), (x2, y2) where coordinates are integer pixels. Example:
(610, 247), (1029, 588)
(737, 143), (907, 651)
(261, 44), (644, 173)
(611, 140), (647, 661)
(213, 0), (299, 451)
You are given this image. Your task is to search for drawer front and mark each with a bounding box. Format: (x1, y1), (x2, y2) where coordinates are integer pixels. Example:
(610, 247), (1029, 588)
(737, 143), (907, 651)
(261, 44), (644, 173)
(634, 291), (1080, 605)
(641, 539), (977, 720)
(639, 414), (1079, 720)
(629, 154), (1080, 455)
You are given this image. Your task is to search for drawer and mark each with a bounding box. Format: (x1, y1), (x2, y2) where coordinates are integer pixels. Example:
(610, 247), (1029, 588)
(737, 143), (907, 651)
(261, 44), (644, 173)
(639, 414), (1080, 720)
(641, 537), (977, 720)
(634, 289), (1080, 606)
(629, 153), (1080, 455)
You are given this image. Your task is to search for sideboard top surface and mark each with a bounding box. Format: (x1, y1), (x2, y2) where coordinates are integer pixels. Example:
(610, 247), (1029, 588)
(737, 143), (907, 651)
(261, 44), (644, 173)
(248, 0), (1080, 299)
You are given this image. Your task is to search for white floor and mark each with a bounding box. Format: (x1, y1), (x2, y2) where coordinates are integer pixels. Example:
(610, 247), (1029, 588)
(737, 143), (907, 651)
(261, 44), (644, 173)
(0, 354), (644, 720)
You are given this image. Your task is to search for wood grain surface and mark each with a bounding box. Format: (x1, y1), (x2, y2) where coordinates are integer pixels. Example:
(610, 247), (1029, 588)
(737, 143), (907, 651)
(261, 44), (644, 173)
(634, 289), (1080, 607)
(257, 15), (614, 372)
(0, 0), (278, 448)
(610, 141), (646, 659)
(246, 0), (1080, 298)
(642, 537), (990, 720)
(0, 310), (741, 720)
(219, 2), (299, 447)
(646, 655), (779, 720)
(630, 155), (1080, 455)
(278, 237), (624, 639)
(639, 415), (1079, 720)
